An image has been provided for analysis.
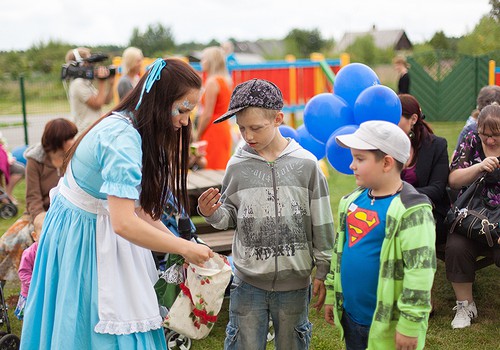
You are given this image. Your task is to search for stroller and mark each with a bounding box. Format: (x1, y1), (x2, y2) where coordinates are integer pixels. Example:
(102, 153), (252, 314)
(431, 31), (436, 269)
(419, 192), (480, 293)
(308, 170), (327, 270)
(0, 189), (17, 220)
(0, 283), (20, 349)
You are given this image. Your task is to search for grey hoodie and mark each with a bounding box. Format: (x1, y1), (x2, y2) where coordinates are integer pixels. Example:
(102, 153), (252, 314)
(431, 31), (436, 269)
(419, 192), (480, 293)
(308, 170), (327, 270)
(204, 139), (334, 291)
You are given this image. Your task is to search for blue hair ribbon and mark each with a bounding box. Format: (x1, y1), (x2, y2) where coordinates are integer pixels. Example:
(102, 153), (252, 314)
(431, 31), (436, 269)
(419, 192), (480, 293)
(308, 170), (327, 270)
(135, 58), (166, 110)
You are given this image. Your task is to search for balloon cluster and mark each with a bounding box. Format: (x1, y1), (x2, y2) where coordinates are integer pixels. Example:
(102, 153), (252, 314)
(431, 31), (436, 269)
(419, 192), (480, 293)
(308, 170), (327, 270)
(283, 63), (402, 174)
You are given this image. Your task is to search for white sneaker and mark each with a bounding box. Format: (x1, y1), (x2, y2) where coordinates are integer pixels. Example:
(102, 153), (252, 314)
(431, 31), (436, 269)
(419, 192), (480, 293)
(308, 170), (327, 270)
(451, 300), (478, 329)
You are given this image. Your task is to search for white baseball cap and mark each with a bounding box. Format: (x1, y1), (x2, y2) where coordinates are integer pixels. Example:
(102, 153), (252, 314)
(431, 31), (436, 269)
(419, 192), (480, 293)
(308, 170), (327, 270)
(336, 120), (410, 164)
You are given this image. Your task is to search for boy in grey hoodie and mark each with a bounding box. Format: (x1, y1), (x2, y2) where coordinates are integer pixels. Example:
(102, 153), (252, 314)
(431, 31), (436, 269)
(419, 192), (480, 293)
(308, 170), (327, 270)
(198, 79), (334, 350)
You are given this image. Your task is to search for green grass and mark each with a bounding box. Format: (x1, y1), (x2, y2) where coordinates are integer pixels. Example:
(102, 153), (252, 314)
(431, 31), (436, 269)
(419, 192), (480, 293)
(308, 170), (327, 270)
(1, 121), (499, 349)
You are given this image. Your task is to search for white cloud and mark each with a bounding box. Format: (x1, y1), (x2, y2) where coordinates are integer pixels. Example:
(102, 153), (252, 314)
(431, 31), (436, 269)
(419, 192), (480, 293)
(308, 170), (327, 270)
(0, 0), (491, 51)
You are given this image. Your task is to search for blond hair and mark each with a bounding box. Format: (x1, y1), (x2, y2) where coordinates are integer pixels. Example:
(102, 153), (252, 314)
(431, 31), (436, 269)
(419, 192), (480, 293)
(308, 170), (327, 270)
(393, 55), (409, 68)
(122, 47), (144, 74)
(32, 212), (47, 241)
(201, 46), (229, 77)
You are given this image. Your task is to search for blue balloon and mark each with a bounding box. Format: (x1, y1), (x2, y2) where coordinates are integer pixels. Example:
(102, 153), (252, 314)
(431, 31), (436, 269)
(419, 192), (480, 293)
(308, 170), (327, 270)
(279, 125), (299, 142)
(333, 63), (380, 107)
(354, 85), (402, 125)
(297, 125), (326, 160)
(326, 125), (359, 175)
(11, 145), (28, 165)
(303, 93), (354, 144)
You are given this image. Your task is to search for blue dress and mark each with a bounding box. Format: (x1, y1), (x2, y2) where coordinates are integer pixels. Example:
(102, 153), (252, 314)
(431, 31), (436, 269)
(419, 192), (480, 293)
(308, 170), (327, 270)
(20, 115), (167, 349)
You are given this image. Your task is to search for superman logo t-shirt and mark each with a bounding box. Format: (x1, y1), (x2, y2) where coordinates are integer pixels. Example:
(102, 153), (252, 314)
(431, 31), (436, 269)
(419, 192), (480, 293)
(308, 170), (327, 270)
(340, 188), (398, 326)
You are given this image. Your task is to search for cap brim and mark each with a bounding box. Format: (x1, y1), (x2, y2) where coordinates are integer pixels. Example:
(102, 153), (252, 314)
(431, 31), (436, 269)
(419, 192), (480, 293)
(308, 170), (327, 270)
(213, 106), (246, 124)
(336, 134), (378, 150)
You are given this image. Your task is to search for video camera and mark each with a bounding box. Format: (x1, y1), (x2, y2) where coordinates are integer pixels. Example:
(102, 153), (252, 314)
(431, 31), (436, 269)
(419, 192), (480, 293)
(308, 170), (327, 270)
(61, 53), (116, 80)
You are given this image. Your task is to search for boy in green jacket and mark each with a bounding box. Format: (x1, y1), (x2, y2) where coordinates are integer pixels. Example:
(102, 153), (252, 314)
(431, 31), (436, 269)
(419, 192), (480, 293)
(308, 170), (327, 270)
(324, 120), (436, 350)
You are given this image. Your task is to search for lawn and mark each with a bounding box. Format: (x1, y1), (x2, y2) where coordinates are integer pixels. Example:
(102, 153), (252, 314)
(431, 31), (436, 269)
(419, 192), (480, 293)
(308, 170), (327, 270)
(1, 121), (498, 349)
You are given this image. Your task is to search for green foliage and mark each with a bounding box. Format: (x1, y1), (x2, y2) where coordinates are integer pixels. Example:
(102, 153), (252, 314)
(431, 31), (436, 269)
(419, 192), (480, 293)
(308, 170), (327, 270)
(490, 0), (500, 21)
(429, 31), (451, 51)
(129, 23), (176, 57)
(457, 16), (500, 55)
(284, 28), (332, 58)
(345, 35), (394, 65)
(25, 40), (73, 76)
(0, 51), (28, 80)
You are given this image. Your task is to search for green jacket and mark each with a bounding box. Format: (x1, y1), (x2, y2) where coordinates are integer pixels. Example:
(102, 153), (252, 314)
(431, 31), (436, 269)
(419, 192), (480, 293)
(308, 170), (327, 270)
(325, 183), (436, 350)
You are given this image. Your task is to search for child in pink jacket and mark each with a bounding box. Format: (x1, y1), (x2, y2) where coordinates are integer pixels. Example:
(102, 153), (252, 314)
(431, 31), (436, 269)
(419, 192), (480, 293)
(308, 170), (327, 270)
(15, 212), (45, 320)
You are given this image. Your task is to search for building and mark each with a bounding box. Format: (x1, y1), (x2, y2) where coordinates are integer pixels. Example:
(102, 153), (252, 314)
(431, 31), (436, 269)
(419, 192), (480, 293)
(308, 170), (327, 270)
(336, 27), (412, 52)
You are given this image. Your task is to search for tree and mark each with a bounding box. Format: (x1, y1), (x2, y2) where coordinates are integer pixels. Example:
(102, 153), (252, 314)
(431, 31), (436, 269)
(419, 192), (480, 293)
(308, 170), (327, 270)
(129, 23), (175, 57)
(25, 40), (72, 75)
(429, 31), (450, 51)
(457, 16), (500, 55)
(345, 35), (378, 66)
(490, 0), (500, 21)
(284, 28), (328, 58)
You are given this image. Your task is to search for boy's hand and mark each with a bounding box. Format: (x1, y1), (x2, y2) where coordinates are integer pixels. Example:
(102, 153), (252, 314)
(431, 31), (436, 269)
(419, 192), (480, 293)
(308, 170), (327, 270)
(311, 278), (326, 312)
(198, 188), (222, 217)
(395, 331), (417, 350)
(324, 304), (335, 326)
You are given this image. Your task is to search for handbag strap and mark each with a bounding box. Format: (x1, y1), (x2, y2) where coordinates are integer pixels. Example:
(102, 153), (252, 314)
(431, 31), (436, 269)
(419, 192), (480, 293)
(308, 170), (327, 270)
(467, 210), (496, 247)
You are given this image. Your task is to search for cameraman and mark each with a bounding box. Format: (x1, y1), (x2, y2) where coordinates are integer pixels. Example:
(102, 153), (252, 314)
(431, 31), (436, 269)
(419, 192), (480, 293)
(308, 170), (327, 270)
(65, 47), (115, 134)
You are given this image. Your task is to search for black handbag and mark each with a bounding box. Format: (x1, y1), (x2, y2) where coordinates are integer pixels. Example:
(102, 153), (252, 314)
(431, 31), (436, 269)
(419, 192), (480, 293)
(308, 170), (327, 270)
(446, 171), (500, 247)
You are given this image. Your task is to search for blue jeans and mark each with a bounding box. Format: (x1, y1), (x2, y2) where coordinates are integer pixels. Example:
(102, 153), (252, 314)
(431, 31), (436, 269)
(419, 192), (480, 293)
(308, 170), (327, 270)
(224, 275), (312, 350)
(341, 311), (370, 350)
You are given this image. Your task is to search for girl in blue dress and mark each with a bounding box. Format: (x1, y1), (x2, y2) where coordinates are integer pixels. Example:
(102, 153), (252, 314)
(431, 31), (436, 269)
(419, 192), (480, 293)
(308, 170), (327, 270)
(20, 58), (214, 350)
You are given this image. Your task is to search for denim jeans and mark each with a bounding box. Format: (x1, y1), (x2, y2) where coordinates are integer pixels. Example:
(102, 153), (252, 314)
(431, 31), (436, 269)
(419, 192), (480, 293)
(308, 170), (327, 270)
(224, 275), (312, 350)
(341, 311), (370, 350)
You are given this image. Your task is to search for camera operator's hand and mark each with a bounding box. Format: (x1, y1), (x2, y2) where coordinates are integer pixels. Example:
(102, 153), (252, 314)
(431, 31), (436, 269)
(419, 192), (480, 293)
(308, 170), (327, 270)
(95, 66), (111, 80)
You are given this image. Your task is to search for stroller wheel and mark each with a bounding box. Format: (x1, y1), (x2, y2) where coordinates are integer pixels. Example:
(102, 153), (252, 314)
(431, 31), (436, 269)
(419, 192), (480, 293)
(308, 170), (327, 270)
(165, 330), (192, 350)
(0, 204), (17, 219)
(0, 333), (20, 350)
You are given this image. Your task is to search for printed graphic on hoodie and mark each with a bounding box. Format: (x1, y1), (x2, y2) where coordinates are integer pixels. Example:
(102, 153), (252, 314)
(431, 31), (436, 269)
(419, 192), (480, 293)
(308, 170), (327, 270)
(238, 162), (308, 261)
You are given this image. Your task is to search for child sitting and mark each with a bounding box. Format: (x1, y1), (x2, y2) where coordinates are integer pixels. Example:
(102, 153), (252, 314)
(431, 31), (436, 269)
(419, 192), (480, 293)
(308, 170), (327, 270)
(15, 212), (46, 320)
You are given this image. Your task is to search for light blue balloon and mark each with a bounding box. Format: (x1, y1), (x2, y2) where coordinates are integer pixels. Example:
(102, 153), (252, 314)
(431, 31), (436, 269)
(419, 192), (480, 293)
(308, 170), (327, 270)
(354, 85), (402, 125)
(279, 125), (299, 142)
(303, 93), (354, 144)
(297, 125), (326, 160)
(326, 125), (359, 175)
(333, 63), (380, 107)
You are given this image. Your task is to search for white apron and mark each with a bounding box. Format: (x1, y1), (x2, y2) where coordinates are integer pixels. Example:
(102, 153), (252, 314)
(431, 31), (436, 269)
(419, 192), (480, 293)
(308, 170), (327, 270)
(53, 163), (163, 335)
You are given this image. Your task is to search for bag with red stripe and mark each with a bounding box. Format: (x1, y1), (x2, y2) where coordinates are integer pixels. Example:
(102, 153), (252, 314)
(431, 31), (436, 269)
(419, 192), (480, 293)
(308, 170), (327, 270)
(163, 253), (232, 339)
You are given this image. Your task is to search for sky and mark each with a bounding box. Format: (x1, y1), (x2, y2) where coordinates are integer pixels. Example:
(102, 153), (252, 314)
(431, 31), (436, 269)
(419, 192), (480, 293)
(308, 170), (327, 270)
(0, 0), (492, 51)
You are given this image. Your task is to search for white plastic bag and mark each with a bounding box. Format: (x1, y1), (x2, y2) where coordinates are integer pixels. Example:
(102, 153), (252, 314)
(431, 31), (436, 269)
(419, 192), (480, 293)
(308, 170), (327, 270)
(163, 253), (232, 339)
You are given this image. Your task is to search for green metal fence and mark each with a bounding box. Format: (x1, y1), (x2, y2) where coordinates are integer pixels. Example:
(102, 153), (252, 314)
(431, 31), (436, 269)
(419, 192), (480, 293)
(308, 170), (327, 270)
(408, 51), (489, 121)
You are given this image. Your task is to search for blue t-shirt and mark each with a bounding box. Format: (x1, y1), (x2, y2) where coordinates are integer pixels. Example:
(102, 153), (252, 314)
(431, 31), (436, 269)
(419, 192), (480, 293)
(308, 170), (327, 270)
(340, 189), (397, 326)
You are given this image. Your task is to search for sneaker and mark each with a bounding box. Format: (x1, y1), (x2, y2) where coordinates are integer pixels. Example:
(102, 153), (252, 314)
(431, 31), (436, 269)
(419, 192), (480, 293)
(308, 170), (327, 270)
(451, 300), (478, 329)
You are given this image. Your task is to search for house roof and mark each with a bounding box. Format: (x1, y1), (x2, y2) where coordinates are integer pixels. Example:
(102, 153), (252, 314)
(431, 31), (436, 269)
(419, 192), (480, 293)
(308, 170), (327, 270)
(336, 29), (412, 52)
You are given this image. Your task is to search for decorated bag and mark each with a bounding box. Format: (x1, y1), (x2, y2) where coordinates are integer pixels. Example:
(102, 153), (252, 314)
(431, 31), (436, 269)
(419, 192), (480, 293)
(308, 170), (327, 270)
(446, 171), (500, 247)
(163, 253), (232, 339)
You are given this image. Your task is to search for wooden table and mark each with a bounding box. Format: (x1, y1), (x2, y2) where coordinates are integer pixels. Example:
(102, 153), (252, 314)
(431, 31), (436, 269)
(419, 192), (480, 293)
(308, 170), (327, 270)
(187, 169), (225, 193)
(187, 169), (233, 253)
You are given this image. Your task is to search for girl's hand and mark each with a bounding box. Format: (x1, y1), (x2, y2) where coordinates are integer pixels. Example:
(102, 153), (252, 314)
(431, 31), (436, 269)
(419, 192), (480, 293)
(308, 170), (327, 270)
(197, 188), (222, 217)
(182, 241), (214, 267)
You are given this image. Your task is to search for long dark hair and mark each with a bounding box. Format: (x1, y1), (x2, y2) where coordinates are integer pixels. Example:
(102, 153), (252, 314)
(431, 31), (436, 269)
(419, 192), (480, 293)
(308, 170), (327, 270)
(64, 58), (202, 220)
(399, 94), (434, 165)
